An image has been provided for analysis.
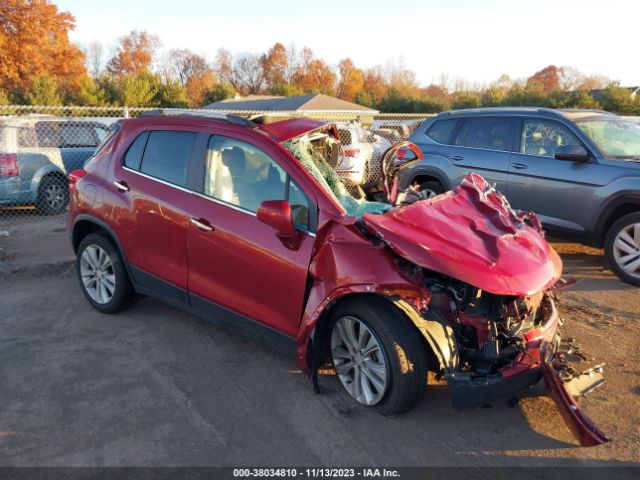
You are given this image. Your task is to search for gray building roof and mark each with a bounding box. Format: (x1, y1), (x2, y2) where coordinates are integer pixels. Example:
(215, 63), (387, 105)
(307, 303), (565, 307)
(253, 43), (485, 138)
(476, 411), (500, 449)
(205, 94), (378, 113)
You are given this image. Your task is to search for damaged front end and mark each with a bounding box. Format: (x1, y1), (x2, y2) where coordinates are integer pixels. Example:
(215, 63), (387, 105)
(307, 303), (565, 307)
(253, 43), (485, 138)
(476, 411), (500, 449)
(360, 174), (610, 446)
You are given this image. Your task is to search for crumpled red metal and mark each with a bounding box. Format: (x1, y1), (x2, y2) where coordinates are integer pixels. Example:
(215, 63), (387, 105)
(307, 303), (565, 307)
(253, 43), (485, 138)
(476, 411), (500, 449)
(362, 173), (562, 296)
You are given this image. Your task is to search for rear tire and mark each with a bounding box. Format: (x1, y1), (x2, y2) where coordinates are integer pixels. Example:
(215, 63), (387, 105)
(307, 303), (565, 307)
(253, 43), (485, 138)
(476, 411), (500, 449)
(36, 175), (69, 215)
(604, 212), (640, 286)
(76, 233), (135, 313)
(329, 297), (428, 416)
(418, 180), (444, 199)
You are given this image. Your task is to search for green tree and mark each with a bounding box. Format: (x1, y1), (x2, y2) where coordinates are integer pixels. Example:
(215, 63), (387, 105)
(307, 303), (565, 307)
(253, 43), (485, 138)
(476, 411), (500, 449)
(269, 83), (304, 97)
(480, 86), (507, 106)
(24, 75), (62, 105)
(598, 84), (637, 115)
(0, 90), (9, 104)
(155, 77), (189, 107)
(115, 74), (157, 107)
(67, 75), (108, 106)
(202, 82), (236, 105)
(354, 90), (376, 108)
(451, 92), (481, 109)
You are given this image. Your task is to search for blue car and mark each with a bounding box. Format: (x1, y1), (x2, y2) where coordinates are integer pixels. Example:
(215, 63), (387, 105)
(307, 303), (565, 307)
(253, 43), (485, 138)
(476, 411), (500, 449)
(401, 107), (640, 285)
(0, 117), (110, 214)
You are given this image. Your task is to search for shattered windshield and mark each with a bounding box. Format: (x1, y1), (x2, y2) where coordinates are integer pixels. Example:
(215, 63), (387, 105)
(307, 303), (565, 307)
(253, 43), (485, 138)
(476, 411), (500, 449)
(576, 119), (640, 159)
(283, 138), (392, 219)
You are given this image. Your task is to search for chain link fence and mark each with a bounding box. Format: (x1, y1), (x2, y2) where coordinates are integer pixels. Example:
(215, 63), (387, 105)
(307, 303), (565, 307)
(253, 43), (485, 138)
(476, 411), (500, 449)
(0, 105), (433, 229)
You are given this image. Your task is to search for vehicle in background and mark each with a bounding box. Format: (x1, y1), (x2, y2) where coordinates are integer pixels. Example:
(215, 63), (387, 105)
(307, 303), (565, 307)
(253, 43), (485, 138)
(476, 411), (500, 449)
(0, 116), (109, 214)
(369, 119), (422, 141)
(404, 107), (640, 285)
(335, 121), (391, 185)
(67, 111), (607, 446)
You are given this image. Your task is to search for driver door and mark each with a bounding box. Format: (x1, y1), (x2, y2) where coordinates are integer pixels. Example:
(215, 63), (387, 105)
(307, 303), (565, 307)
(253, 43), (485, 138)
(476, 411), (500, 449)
(507, 118), (608, 234)
(185, 132), (315, 337)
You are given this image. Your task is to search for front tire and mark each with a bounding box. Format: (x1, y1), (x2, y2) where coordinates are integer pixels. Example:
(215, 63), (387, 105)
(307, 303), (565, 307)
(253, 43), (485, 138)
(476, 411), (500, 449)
(76, 233), (135, 313)
(418, 180), (444, 199)
(330, 297), (428, 416)
(604, 212), (640, 286)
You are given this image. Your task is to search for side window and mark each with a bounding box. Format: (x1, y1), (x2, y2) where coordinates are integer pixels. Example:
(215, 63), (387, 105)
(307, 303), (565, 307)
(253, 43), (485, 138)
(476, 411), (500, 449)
(521, 120), (581, 157)
(288, 180), (309, 230)
(204, 136), (286, 213)
(35, 122), (61, 148)
(139, 131), (195, 187)
(465, 118), (515, 152)
(426, 119), (460, 144)
(17, 127), (37, 148)
(60, 124), (99, 147)
(123, 132), (149, 170)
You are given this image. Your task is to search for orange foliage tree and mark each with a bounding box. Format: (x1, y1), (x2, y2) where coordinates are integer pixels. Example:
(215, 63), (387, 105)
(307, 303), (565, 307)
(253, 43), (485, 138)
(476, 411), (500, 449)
(337, 58), (364, 102)
(0, 0), (86, 97)
(526, 65), (560, 94)
(290, 48), (336, 95)
(261, 43), (289, 90)
(107, 30), (160, 77)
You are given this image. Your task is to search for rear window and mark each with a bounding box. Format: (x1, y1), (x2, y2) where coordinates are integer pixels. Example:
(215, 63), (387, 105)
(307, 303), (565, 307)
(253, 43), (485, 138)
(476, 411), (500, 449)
(462, 118), (515, 152)
(139, 131), (196, 187)
(426, 119), (460, 144)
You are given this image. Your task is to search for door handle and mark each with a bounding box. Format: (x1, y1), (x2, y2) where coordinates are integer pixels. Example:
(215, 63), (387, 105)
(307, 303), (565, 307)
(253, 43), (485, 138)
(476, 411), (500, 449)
(511, 163), (528, 170)
(451, 155), (464, 161)
(190, 217), (214, 232)
(113, 180), (130, 192)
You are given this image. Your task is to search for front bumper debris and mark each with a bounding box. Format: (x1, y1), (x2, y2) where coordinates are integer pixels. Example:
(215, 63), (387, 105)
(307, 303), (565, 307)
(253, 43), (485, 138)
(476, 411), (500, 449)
(542, 339), (609, 446)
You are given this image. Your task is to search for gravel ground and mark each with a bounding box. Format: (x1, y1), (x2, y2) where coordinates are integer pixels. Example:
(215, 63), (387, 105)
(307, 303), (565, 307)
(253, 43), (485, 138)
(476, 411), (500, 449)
(0, 214), (638, 467)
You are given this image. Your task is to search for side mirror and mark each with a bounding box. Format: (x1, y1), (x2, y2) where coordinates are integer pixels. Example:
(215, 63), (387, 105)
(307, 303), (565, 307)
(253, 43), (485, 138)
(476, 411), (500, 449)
(555, 144), (591, 162)
(257, 200), (300, 250)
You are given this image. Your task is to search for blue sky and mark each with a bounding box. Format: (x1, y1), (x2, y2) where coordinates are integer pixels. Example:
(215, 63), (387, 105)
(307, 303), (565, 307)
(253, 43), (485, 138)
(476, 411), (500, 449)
(56, 0), (639, 87)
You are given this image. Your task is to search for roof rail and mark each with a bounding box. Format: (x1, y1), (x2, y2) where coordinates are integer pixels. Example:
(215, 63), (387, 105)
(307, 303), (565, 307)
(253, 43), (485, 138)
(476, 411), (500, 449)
(140, 109), (256, 128)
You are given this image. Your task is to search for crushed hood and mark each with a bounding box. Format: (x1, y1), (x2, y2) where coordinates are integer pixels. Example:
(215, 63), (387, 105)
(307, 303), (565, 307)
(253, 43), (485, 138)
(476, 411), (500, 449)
(362, 173), (562, 296)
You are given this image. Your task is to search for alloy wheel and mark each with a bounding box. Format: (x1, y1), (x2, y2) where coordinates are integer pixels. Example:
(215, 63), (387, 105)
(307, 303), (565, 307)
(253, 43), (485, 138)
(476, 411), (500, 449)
(612, 222), (640, 280)
(80, 245), (116, 304)
(45, 183), (65, 211)
(331, 315), (389, 406)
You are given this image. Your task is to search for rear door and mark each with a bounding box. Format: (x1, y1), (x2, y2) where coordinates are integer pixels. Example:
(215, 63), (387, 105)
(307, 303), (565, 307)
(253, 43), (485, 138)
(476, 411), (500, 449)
(185, 130), (316, 337)
(448, 116), (516, 192)
(113, 128), (198, 303)
(507, 118), (609, 234)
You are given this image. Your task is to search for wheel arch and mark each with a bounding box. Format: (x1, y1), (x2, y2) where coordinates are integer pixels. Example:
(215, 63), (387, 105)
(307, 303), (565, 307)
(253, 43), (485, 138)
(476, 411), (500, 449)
(590, 194), (640, 247)
(408, 167), (451, 191)
(72, 215), (134, 280)
(303, 290), (457, 377)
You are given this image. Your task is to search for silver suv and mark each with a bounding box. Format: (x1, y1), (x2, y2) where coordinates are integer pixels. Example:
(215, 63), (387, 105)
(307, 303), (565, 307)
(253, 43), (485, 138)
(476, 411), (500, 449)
(402, 107), (640, 285)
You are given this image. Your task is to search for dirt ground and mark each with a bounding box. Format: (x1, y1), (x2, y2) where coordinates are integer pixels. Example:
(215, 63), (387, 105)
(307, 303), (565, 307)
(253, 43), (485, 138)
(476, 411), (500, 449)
(0, 214), (638, 467)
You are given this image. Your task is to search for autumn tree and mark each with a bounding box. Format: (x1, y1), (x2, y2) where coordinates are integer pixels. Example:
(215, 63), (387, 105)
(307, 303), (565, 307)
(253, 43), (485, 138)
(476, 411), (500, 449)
(385, 58), (419, 96)
(0, 0), (86, 98)
(336, 58), (364, 102)
(261, 43), (289, 90)
(107, 31), (159, 77)
(185, 71), (217, 107)
(526, 65), (560, 94)
(360, 66), (388, 105)
(290, 48), (336, 95)
(168, 49), (209, 86)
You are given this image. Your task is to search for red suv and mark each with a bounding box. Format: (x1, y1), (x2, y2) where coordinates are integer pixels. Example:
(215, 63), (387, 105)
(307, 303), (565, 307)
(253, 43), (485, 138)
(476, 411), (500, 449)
(68, 110), (607, 446)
